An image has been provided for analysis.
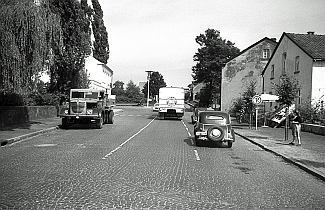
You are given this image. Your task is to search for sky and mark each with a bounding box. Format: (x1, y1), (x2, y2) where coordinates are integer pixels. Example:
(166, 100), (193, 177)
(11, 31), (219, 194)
(98, 0), (325, 88)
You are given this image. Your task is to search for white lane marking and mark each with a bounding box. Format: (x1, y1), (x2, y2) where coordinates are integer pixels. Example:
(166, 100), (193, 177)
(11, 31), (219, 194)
(182, 119), (200, 161)
(102, 117), (156, 159)
(181, 120), (192, 137)
(194, 150), (200, 161)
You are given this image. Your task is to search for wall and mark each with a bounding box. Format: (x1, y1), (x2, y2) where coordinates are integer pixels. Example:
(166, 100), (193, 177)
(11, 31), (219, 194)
(0, 106), (57, 129)
(312, 62), (325, 102)
(263, 34), (314, 112)
(221, 39), (276, 112)
(85, 56), (113, 94)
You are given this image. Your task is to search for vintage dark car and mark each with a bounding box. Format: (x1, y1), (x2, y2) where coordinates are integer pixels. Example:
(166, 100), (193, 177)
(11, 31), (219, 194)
(191, 107), (207, 124)
(194, 111), (235, 148)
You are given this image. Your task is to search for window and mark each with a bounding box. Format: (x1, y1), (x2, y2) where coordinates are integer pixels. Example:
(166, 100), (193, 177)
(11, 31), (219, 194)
(263, 49), (270, 59)
(282, 53), (287, 73)
(297, 90), (301, 104)
(295, 56), (300, 73)
(271, 64), (275, 79)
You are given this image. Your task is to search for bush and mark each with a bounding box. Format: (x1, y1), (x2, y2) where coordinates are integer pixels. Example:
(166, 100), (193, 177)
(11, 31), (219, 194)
(298, 99), (325, 125)
(0, 91), (25, 106)
(0, 90), (60, 106)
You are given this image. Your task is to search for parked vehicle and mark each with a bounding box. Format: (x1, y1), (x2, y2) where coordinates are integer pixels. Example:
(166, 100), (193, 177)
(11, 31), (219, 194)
(152, 103), (159, 111)
(191, 107), (207, 124)
(58, 89), (115, 129)
(158, 87), (185, 119)
(194, 111), (235, 148)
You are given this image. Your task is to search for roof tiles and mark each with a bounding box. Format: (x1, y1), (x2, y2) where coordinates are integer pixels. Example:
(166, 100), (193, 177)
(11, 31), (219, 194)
(286, 33), (325, 60)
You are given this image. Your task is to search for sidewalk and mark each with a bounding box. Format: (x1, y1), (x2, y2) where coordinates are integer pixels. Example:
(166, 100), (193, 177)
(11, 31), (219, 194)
(1, 115), (325, 181)
(234, 123), (325, 181)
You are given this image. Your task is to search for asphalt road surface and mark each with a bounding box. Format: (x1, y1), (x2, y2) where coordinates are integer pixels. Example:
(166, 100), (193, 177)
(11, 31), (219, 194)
(1, 106), (325, 209)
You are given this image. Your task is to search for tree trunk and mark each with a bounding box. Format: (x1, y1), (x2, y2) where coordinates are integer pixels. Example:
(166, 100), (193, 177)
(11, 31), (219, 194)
(285, 106), (289, 141)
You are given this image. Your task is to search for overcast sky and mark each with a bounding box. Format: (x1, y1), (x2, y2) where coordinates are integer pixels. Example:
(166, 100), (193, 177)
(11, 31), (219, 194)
(98, 0), (325, 88)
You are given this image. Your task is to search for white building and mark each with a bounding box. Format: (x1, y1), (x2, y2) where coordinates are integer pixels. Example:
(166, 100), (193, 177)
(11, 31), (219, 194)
(85, 56), (113, 94)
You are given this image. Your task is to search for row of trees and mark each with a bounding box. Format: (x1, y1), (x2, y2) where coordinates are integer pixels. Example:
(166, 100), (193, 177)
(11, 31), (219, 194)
(0, 0), (109, 106)
(112, 72), (167, 104)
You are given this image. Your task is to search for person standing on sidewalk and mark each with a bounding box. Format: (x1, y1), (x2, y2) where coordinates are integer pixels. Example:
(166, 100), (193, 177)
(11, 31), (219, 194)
(289, 110), (303, 146)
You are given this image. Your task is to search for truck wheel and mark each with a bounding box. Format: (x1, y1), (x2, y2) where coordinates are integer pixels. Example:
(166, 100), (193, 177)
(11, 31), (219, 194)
(227, 141), (233, 148)
(104, 111), (108, 124)
(108, 111), (114, 124)
(62, 118), (69, 129)
(96, 118), (103, 129)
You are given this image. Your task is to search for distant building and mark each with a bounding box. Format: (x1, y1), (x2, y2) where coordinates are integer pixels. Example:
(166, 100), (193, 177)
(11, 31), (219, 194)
(85, 56), (113, 94)
(221, 37), (277, 112)
(191, 83), (206, 106)
(262, 32), (325, 111)
(139, 82), (147, 92)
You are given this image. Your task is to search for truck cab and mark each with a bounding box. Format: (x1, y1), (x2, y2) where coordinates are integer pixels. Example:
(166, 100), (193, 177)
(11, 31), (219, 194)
(59, 89), (115, 129)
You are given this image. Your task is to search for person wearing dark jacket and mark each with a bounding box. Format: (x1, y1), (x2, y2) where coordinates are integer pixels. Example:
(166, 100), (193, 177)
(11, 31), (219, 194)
(289, 110), (303, 146)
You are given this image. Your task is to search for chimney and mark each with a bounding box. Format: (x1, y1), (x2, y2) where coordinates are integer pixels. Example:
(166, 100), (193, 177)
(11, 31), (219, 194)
(307, 31), (315, 35)
(270, 38), (277, 42)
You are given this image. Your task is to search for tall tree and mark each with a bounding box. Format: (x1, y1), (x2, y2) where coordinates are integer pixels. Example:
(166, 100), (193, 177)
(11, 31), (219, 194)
(0, 0), (62, 95)
(125, 80), (142, 103)
(91, 0), (109, 64)
(142, 71), (167, 100)
(49, 0), (92, 95)
(192, 29), (240, 106)
(111, 80), (125, 95)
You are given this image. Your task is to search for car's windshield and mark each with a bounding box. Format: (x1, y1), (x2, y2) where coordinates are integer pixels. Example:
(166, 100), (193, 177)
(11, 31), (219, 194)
(71, 91), (99, 99)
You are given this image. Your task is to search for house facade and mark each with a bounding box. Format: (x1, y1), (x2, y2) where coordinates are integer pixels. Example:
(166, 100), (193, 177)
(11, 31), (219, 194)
(262, 32), (325, 112)
(221, 37), (277, 112)
(85, 56), (113, 94)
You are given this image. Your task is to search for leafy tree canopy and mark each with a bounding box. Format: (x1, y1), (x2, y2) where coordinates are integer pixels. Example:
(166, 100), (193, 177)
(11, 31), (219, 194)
(142, 71), (167, 99)
(91, 0), (109, 64)
(49, 0), (92, 95)
(192, 28), (240, 105)
(274, 73), (300, 107)
(0, 0), (62, 95)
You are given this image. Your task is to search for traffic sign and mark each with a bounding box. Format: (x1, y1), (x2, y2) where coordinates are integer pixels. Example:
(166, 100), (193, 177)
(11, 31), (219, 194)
(252, 95), (262, 105)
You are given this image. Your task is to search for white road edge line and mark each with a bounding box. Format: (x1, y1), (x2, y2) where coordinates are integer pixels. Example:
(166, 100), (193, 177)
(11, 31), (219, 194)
(102, 116), (157, 159)
(194, 150), (200, 161)
(181, 120), (200, 161)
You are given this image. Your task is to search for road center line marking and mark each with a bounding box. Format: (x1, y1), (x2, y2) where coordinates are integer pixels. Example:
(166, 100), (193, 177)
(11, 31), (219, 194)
(194, 149), (200, 161)
(181, 120), (192, 137)
(102, 116), (156, 159)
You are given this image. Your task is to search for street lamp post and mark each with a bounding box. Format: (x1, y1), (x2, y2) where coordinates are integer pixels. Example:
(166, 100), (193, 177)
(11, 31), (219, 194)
(145, 71), (153, 107)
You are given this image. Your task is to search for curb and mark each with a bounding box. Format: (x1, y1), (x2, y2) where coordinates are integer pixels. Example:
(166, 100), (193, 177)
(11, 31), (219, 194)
(1, 109), (124, 147)
(235, 132), (325, 182)
(1, 126), (59, 147)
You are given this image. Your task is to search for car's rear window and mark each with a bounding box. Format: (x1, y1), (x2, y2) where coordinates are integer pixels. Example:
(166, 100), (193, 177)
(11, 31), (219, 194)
(202, 115), (226, 125)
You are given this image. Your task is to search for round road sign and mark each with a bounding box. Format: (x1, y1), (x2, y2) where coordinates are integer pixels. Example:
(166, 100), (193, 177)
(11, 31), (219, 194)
(252, 95), (262, 105)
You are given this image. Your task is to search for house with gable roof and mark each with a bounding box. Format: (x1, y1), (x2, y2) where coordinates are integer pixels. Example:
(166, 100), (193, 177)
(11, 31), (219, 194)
(221, 37), (277, 112)
(262, 32), (325, 112)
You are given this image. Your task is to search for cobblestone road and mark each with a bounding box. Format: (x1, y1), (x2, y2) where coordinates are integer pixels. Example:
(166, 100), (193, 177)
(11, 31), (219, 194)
(1, 107), (325, 209)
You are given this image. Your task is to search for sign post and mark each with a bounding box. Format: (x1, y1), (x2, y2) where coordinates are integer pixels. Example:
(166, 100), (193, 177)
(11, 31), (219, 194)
(252, 95), (262, 130)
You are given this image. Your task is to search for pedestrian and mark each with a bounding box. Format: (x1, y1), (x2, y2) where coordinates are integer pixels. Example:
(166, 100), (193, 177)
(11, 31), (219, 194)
(289, 110), (303, 146)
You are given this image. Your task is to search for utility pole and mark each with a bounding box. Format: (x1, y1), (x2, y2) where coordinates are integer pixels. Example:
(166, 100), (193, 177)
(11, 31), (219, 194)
(145, 71), (153, 107)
